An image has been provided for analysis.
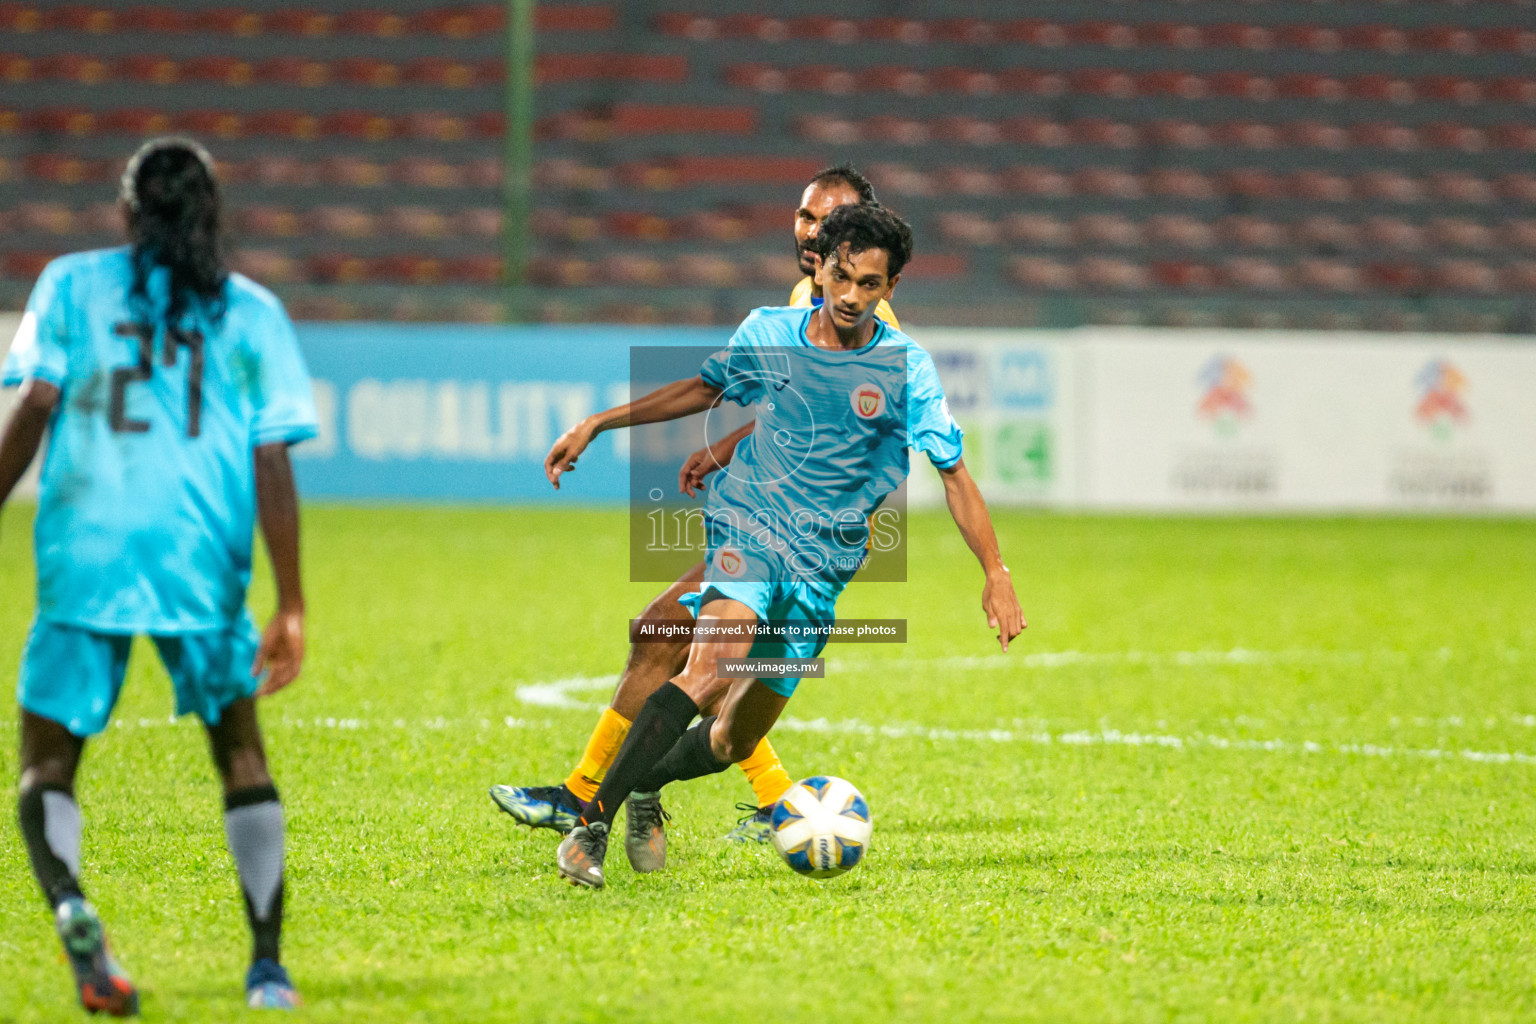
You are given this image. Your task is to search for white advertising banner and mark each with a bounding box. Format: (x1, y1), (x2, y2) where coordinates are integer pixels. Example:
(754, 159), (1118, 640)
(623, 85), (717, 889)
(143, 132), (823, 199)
(1078, 329), (1536, 512)
(914, 331), (1080, 508)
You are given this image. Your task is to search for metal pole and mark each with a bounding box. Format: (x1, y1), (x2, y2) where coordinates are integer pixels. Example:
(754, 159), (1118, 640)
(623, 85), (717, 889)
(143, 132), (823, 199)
(503, 0), (534, 293)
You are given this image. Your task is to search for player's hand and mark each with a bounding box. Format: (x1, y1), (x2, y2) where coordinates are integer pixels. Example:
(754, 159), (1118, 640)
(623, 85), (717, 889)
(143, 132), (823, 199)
(253, 607), (305, 696)
(545, 420), (595, 489)
(678, 437), (736, 497)
(982, 567), (1025, 653)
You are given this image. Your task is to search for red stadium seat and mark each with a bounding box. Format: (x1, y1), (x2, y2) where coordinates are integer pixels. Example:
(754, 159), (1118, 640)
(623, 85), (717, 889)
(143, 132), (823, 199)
(1487, 77), (1536, 105)
(1503, 220), (1536, 251)
(402, 112), (468, 142)
(247, 110), (320, 141)
(1501, 262), (1536, 292)
(1147, 168), (1215, 200)
(1208, 72), (1276, 102)
(937, 167), (1001, 196)
(1002, 20), (1069, 48)
(1220, 216), (1287, 249)
(1221, 170), (1285, 200)
(3, 252), (58, 280)
(450, 256), (503, 286)
(1208, 23), (1274, 51)
(1413, 27), (1478, 55)
(233, 205), (300, 237)
(1008, 256), (1075, 291)
(1344, 26), (1409, 54)
(1365, 262), (1427, 293)
(1279, 25), (1342, 53)
(335, 58), (399, 88)
(605, 211), (672, 241)
(1430, 260), (1498, 293)
(1078, 257), (1148, 291)
(1351, 122), (1419, 151)
(868, 163), (932, 197)
(1418, 76), (1481, 105)
(1291, 170), (1354, 203)
(1001, 117), (1070, 147)
(309, 254), (373, 285)
(230, 250), (301, 285)
(1073, 119), (1139, 149)
(257, 57), (329, 87)
(1279, 74), (1346, 102)
(1479, 27), (1536, 55)
(385, 207), (451, 239)
(998, 69), (1066, 96)
(1287, 121), (1350, 150)
(929, 67), (998, 96)
(1005, 213), (1071, 246)
(117, 6), (191, 32)
(1072, 21), (1137, 49)
(1215, 121), (1282, 150)
(1003, 168), (1072, 199)
(120, 55), (179, 85)
(1295, 216), (1360, 250)
(48, 5), (115, 33)
(1146, 120), (1212, 148)
(266, 9), (334, 36)
(1428, 218), (1495, 251)
(193, 8), (263, 36)
(1140, 71), (1208, 99)
(611, 104), (755, 136)
(533, 6), (610, 33)
(402, 57), (478, 88)
(1146, 215), (1215, 249)
(1140, 23), (1206, 49)
(1069, 69), (1136, 99)
(1349, 75), (1415, 104)
(391, 158), (466, 189)
(336, 10), (407, 36)
(1293, 259), (1362, 293)
(1151, 261), (1215, 290)
(864, 115), (928, 145)
(16, 201), (75, 234)
(76, 202), (119, 235)
(1362, 217), (1424, 250)
(937, 211), (1000, 247)
(183, 56), (254, 86)
(861, 67), (929, 96)
(1357, 171), (1425, 203)
(29, 108), (99, 136)
(249, 155), (320, 187)
(1076, 213), (1142, 248)
(322, 111), (395, 141)
(176, 109), (245, 139)
(1491, 124), (1536, 152)
(1428, 173), (1497, 204)
(0, 54), (32, 82)
(0, 4), (42, 32)
(1221, 258), (1286, 291)
(454, 208), (501, 239)
(1421, 123), (1487, 151)
(40, 54), (113, 84)
(933, 116), (1001, 146)
(307, 206), (376, 238)
(1075, 167), (1142, 199)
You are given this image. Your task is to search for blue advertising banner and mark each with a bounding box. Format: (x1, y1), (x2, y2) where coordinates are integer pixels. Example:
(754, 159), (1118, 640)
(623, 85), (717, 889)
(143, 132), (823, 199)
(292, 323), (731, 501)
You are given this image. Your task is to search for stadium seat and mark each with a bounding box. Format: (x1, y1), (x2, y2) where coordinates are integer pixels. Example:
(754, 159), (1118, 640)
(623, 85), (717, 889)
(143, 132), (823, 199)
(1418, 76), (1481, 105)
(3, 252), (57, 280)
(933, 117), (1001, 146)
(1491, 124), (1536, 152)
(1222, 170), (1285, 200)
(1078, 257), (1148, 291)
(1349, 75), (1416, 104)
(1280, 25), (1342, 53)
(1427, 218), (1495, 251)
(1477, 28), (1536, 55)
(1291, 170), (1354, 203)
(1208, 71), (1277, 101)
(1279, 74), (1346, 102)
(1075, 167), (1141, 199)
(861, 67), (929, 96)
(1151, 261), (1214, 290)
(0, 4), (41, 32)
(234, 205), (300, 238)
(1294, 259), (1363, 293)
(1140, 23), (1205, 50)
(266, 10), (335, 36)
(1220, 217), (1287, 249)
(864, 115), (928, 145)
(1147, 120), (1212, 148)
(1003, 20), (1069, 48)
(1146, 215), (1215, 249)
(1076, 214), (1142, 248)
(49, 6), (115, 33)
(998, 69), (1066, 96)
(1352, 122), (1420, 150)
(1140, 71), (1208, 100)
(1222, 257), (1287, 291)
(1429, 173), (1496, 204)
(456, 208), (502, 239)
(929, 68), (998, 96)
(1147, 168), (1216, 200)
(1068, 69), (1135, 100)
(936, 211), (1000, 247)
(1430, 260), (1499, 293)
(1503, 220), (1536, 251)
(1072, 21), (1138, 49)
(1487, 77), (1536, 105)
(177, 110), (245, 140)
(1207, 23), (1274, 51)
(40, 54), (113, 85)
(1002, 117), (1070, 147)
(1005, 213), (1072, 246)
(1499, 174), (1536, 203)
(257, 57), (329, 87)
(306, 206), (376, 238)
(1504, 262), (1536, 292)
(248, 111), (320, 141)
(336, 10), (407, 37)
(1295, 216), (1360, 251)
(1008, 256), (1075, 291)
(1363, 217), (1425, 250)
(1073, 119), (1139, 149)
(183, 56), (254, 86)
(117, 7), (192, 32)
(1357, 171), (1425, 204)
(230, 250), (301, 284)
(16, 201), (75, 234)
(392, 158), (464, 189)
(1216, 122), (1283, 150)
(120, 55), (179, 84)
(193, 7), (263, 36)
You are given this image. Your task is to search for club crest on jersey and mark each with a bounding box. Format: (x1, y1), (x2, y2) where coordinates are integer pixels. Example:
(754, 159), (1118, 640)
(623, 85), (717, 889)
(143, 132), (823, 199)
(715, 547), (746, 578)
(851, 383), (886, 419)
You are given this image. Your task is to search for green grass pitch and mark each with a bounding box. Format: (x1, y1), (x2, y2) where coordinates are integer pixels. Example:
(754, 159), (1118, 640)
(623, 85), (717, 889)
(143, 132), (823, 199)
(2, 504), (1535, 1022)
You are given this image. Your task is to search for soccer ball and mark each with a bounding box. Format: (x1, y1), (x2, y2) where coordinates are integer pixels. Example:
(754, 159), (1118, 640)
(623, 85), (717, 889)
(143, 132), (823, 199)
(769, 776), (872, 878)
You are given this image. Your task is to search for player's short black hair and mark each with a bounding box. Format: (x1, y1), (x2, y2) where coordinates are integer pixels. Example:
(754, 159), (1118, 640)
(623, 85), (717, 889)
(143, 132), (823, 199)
(120, 136), (228, 329)
(809, 162), (878, 205)
(813, 203), (914, 279)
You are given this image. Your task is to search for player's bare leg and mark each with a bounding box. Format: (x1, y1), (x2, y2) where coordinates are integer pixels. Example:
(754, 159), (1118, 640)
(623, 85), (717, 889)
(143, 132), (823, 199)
(205, 698), (298, 1009)
(557, 599), (756, 887)
(17, 711), (139, 1017)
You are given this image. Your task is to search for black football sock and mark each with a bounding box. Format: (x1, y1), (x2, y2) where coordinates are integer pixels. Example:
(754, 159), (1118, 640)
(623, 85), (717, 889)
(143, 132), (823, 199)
(224, 784), (285, 965)
(635, 716), (732, 793)
(580, 682), (699, 828)
(18, 782), (84, 909)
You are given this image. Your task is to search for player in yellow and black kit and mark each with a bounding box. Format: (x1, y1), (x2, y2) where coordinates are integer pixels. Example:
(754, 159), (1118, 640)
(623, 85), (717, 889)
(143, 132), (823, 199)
(490, 164), (899, 857)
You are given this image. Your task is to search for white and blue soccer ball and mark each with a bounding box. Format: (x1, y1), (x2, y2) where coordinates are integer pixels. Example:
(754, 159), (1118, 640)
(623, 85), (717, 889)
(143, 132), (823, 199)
(769, 776), (872, 879)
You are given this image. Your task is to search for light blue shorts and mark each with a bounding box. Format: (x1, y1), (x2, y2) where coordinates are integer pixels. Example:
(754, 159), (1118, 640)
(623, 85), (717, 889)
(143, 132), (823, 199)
(679, 578), (838, 698)
(18, 613), (263, 737)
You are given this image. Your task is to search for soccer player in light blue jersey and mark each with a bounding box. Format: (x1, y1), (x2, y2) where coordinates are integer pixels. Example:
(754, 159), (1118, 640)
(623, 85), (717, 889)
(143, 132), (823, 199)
(0, 138), (316, 1013)
(540, 204), (1025, 888)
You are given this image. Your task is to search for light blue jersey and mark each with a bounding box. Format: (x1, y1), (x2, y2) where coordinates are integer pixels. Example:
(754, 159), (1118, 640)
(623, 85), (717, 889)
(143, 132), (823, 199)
(2, 246), (318, 634)
(697, 305), (962, 595)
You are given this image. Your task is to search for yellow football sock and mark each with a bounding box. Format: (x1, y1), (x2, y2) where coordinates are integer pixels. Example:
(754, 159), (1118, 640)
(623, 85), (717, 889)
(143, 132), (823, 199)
(736, 737), (794, 808)
(563, 708), (632, 803)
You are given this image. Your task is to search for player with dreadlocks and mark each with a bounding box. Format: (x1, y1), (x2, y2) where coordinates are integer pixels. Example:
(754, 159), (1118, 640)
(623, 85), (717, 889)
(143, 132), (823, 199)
(0, 137), (318, 1013)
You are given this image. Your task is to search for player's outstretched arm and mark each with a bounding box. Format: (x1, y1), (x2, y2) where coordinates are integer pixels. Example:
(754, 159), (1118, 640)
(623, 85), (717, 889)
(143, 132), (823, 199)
(545, 375), (722, 489)
(252, 442), (305, 696)
(678, 420), (754, 497)
(0, 379), (58, 519)
(938, 459), (1025, 652)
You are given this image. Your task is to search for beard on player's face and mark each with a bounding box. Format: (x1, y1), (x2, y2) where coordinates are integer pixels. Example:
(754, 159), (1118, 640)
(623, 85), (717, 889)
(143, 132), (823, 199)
(796, 239), (819, 277)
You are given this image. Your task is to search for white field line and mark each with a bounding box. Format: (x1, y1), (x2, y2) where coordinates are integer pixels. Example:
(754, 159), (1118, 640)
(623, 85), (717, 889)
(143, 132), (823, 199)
(3, 649), (1531, 767)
